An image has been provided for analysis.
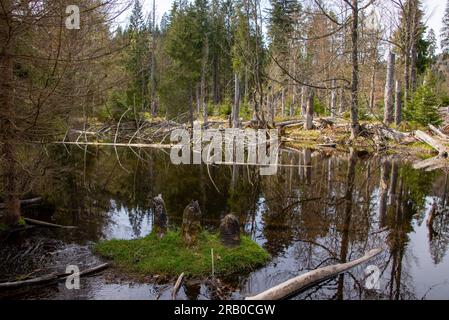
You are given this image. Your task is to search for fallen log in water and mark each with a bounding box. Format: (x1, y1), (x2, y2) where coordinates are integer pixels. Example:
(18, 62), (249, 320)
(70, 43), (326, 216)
(415, 130), (449, 157)
(0, 197), (42, 210)
(246, 248), (384, 300)
(0, 263), (110, 290)
(58, 263), (110, 279)
(24, 218), (77, 229)
(0, 273), (58, 290)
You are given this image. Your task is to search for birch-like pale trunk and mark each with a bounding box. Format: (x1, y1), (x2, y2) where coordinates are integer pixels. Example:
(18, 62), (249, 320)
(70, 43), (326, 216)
(233, 73), (240, 128)
(384, 52), (396, 124)
(304, 90), (314, 131)
(301, 86), (307, 119)
(330, 80), (337, 117)
(395, 80), (403, 126)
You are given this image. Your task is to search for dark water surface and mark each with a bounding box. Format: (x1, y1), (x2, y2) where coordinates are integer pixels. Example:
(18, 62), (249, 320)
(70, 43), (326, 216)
(1, 146), (448, 300)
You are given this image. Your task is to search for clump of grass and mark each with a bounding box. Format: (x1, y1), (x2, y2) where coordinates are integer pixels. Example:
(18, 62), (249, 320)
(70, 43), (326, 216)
(95, 231), (270, 277)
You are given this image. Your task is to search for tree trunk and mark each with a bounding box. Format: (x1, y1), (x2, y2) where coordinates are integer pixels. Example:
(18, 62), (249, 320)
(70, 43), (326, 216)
(290, 86), (296, 117)
(369, 52), (378, 112)
(379, 160), (391, 227)
(403, 3), (411, 109)
(384, 52), (396, 124)
(395, 80), (403, 126)
(339, 87), (345, 114)
(301, 86), (308, 119)
(0, 1), (20, 226)
(330, 80), (337, 117)
(410, 0), (418, 93)
(150, 0), (157, 117)
(281, 88), (285, 118)
(304, 90), (314, 131)
(233, 73), (240, 128)
(349, 0), (360, 139)
(201, 39), (208, 126)
(189, 88), (194, 130)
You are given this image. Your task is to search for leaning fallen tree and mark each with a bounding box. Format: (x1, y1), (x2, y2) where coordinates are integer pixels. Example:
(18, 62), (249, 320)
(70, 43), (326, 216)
(246, 248), (384, 300)
(415, 130), (449, 158)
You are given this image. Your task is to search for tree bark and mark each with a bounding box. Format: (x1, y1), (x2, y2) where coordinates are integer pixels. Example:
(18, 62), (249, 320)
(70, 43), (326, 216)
(304, 90), (314, 131)
(301, 86), (307, 119)
(150, 0), (157, 116)
(0, 0), (20, 226)
(233, 73), (240, 128)
(395, 80), (402, 126)
(384, 52), (396, 124)
(330, 80), (337, 117)
(349, 0), (361, 139)
(339, 87), (345, 114)
(281, 88), (286, 117)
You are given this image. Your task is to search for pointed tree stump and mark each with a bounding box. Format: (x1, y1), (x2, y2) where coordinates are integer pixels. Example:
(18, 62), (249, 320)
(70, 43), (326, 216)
(181, 201), (202, 246)
(220, 214), (241, 248)
(153, 194), (168, 238)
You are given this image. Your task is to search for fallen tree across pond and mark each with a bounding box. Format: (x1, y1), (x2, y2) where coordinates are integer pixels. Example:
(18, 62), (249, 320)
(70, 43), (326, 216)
(245, 248), (384, 300)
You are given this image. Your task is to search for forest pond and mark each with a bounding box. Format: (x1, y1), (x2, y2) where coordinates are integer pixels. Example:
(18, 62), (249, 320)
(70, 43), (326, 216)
(1, 146), (449, 300)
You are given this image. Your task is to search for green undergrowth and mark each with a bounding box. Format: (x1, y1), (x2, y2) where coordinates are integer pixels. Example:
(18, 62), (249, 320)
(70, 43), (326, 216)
(0, 217), (26, 233)
(95, 230), (270, 277)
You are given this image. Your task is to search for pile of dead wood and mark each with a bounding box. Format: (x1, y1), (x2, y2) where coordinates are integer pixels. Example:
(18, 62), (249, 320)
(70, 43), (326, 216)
(413, 125), (449, 171)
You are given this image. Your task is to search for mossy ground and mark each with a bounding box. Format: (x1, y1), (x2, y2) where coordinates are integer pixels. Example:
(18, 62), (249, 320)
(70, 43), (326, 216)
(284, 125), (440, 158)
(95, 231), (270, 277)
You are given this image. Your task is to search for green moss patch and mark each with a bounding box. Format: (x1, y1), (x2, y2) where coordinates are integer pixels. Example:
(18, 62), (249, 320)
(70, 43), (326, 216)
(95, 231), (270, 277)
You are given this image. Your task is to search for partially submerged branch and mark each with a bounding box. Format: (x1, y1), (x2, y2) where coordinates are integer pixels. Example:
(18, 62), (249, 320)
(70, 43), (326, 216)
(246, 248), (384, 300)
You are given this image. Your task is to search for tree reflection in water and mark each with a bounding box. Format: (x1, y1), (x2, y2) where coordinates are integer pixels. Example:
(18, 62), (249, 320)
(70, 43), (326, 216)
(1, 145), (448, 300)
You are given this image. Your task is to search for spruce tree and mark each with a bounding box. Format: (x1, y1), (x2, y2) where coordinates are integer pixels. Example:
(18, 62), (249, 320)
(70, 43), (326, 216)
(426, 29), (437, 61)
(407, 71), (442, 126)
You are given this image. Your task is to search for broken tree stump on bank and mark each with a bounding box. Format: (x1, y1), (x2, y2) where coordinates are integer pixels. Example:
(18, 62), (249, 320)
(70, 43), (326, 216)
(181, 201), (202, 246)
(153, 194), (168, 238)
(220, 214), (241, 248)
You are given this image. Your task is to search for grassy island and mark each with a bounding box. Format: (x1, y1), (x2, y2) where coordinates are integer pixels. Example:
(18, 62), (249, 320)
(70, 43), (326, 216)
(95, 231), (270, 277)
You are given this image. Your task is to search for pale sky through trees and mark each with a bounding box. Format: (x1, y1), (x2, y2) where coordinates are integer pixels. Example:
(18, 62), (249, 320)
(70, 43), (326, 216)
(132, 0), (446, 48)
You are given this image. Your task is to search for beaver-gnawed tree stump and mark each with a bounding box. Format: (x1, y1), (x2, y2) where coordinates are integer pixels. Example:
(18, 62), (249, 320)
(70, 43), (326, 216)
(153, 194), (168, 238)
(220, 214), (241, 248)
(181, 201), (202, 246)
